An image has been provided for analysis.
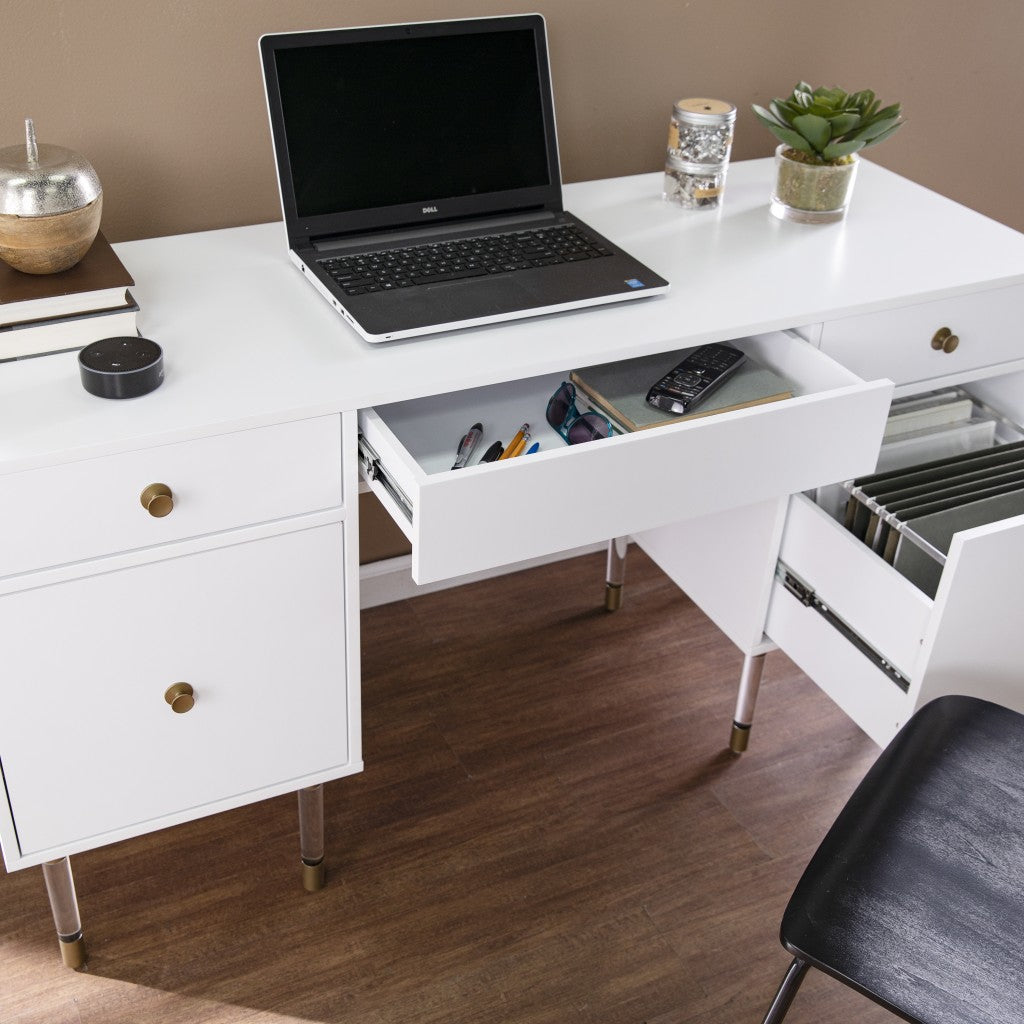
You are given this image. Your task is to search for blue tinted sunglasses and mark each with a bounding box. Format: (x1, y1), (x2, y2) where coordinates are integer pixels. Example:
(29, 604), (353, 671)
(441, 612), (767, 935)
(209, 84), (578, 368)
(546, 382), (613, 444)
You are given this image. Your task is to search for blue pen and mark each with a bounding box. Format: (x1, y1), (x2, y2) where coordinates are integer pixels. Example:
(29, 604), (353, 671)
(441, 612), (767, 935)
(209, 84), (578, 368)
(526, 442), (540, 454)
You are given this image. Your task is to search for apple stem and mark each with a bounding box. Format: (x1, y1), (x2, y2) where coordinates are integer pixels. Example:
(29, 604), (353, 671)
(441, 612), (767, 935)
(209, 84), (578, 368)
(25, 118), (38, 164)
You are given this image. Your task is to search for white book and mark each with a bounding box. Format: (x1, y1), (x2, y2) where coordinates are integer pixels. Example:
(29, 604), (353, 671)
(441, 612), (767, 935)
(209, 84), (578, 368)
(883, 397), (974, 439)
(0, 296), (139, 361)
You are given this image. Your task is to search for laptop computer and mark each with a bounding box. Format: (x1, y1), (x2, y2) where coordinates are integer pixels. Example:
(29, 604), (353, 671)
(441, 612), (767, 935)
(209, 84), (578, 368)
(259, 14), (669, 343)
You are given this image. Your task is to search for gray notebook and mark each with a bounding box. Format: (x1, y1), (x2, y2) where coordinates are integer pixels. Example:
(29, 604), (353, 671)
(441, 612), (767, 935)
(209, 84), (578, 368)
(570, 347), (794, 432)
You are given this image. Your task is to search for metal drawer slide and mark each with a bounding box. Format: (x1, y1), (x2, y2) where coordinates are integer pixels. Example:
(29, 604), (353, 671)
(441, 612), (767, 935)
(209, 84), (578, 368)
(778, 564), (910, 692)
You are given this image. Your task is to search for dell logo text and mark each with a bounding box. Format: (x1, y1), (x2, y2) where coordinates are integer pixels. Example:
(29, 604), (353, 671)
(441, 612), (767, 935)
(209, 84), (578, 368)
(422, 206), (439, 214)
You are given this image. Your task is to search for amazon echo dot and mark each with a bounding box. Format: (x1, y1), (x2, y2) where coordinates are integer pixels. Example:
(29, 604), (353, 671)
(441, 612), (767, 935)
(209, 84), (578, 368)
(79, 336), (164, 399)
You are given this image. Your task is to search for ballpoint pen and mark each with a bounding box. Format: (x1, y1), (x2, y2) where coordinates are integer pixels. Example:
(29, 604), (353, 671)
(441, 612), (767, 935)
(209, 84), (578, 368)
(525, 442), (540, 454)
(451, 422), (483, 469)
(498, 423), (529, 461)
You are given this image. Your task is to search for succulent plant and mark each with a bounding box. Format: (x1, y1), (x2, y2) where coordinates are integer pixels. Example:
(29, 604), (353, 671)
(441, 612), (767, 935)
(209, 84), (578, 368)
(752, 82), (903, 165)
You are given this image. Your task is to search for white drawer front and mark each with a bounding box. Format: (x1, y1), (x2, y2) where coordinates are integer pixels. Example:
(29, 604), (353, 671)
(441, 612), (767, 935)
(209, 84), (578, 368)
(0, 523), (353, 860)
(819, 283), (1024, 388)
(359, 332), (893, 584)
(776, 494), (932, 679)
(0, 415), (343, 578)
(765, 578), (910, 747)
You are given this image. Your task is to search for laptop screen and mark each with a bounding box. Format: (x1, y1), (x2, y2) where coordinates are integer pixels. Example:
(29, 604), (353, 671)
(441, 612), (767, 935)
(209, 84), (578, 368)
(261, 16), (564, 243)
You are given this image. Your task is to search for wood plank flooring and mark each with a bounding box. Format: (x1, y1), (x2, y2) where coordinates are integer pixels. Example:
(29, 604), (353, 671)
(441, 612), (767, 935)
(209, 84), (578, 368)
(0, 548), (899, 1023)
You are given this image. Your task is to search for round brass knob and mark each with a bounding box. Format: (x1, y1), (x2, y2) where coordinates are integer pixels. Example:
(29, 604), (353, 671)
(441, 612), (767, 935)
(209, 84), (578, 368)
(164, 682), (195, 714)
(140, 483), (173, 517)
(931, 327), (960, 353)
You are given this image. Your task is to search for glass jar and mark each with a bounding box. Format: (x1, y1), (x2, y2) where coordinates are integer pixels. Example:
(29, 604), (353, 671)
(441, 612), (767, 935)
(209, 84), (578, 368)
(664, 98), (736, 210)
(663, 154), (727, 210)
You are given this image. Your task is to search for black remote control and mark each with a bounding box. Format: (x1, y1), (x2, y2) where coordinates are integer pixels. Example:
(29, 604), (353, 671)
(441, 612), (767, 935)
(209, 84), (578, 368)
(645, 344), (746, 415)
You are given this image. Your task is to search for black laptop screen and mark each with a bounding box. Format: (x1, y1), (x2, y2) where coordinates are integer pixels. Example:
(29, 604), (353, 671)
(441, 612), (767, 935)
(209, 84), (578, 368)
(272, 28), (552, 220)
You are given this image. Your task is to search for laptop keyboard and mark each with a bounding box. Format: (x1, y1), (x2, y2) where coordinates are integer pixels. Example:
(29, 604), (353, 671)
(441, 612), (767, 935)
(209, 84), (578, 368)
(318, 224), (613, 295)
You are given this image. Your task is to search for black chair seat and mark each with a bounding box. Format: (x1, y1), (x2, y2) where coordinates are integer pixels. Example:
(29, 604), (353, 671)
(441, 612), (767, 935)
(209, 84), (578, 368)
(762, 695), (1024, 1024)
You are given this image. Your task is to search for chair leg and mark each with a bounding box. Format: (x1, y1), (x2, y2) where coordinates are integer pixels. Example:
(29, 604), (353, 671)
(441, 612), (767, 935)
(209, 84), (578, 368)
(604, 536), (628, 611)
(761, 956), (810, 1024)
(297, 784), (326, 891)
(729, 651), (766, 753)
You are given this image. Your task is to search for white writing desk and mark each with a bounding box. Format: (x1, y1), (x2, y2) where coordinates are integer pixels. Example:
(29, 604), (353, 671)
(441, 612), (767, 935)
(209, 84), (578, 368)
(2, 158), (1024, 965)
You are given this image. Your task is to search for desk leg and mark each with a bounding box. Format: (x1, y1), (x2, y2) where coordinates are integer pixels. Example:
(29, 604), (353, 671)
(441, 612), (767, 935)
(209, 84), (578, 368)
(297, 784), (326, 892)
(730, 652), (766, 753)
(604, 537), (628, 611)
(41, 856), (85, 969)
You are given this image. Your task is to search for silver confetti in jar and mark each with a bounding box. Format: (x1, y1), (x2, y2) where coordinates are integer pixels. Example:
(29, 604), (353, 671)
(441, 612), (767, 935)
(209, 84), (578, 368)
(664, 98), (736, 210)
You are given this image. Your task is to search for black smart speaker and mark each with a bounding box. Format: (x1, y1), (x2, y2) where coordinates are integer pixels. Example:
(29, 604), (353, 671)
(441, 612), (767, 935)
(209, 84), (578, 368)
(79, 336), (164, 399)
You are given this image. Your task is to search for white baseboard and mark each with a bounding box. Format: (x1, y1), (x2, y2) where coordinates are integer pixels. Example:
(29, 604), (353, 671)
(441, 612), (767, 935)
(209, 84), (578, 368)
(358, 542), (608, 609)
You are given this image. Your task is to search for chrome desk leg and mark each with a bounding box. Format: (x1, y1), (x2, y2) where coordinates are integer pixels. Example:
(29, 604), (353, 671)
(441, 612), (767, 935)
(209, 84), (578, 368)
(761, 957), (810, 1024)
(604, 537), (628, 611)
(297, 784), (325, 892)
(730, 652), (766, 753)
(41, 856), (85, 969)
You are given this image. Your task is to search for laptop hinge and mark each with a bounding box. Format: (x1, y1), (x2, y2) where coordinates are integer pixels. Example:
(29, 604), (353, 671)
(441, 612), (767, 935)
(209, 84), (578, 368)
(310, 208), (560, 254)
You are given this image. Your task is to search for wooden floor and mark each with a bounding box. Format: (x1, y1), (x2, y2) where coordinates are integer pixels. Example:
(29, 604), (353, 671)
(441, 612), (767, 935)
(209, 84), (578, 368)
(1, 548), (899, 1024)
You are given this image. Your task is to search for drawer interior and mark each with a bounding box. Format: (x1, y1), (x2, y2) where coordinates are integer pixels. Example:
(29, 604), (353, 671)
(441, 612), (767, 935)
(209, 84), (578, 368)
(812, 387), (1024, 598)
(366, 332), (866, 478)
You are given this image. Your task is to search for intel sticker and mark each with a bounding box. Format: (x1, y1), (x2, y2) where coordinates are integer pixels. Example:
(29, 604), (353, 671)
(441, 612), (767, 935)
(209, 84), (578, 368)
(625, 278), (646, 289)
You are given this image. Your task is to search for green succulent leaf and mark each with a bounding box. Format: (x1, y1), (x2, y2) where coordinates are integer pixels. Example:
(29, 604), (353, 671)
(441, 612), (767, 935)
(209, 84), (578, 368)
(771, 124), (818, 155)
(855, 114), (903, 142)
(752, 104), (791, 130)
(828, 112), (861, 136)
(770, 100), (796, 125)
(822, 138), (866, 161)
(869, 104), (902, 124)
(860, 122), (903, 149)
(792, 113), (832, 152)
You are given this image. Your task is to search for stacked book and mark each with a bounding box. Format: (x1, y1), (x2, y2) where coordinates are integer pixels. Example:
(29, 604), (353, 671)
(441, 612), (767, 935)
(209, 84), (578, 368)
(0, 232), (138, 361)
(569, 346), (794, 433)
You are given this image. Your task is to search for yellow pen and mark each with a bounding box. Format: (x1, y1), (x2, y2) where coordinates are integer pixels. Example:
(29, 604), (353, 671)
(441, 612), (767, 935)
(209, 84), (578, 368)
(498, 423), (529, 460)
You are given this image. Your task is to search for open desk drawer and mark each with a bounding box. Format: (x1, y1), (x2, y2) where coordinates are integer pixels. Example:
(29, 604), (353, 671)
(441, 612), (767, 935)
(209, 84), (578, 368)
(358, 332), (894, 584)
(767, 491), (1024, 746)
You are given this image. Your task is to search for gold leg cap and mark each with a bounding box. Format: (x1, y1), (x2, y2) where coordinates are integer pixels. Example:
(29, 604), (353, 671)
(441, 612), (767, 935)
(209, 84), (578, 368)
(729, 722), (751, 754)
(59, 935), (86, 970)
(604, 583), (623, 612)
(302, 859), (325, 892)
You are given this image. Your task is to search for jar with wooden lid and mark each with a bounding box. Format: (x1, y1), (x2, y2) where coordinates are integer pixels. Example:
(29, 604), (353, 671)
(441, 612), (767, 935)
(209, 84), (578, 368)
(664, 98), (736, 210)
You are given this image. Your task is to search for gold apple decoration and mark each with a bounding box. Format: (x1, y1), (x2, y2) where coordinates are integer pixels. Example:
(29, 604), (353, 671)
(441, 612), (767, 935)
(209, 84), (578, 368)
(0, 118), (103, 274)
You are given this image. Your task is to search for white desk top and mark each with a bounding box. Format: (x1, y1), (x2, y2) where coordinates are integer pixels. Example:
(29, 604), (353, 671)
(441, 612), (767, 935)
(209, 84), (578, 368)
(2, 158), (1023, 474)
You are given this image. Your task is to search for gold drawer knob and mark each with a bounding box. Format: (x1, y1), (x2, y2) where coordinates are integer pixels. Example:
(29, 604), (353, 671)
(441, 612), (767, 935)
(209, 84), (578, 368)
(164, 682), (195, 714)
(140, 482), (174, 517)
(931, 327), (960, 353)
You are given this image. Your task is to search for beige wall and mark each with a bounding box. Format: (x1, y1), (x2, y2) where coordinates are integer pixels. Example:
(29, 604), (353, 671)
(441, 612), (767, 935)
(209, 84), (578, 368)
(5, 0), (1024, 241)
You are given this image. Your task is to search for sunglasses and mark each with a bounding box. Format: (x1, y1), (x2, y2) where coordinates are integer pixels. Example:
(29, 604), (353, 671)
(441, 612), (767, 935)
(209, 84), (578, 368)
(546, 382), (614, 444)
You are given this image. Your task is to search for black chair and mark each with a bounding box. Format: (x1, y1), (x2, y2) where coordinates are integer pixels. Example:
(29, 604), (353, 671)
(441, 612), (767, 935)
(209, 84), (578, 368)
(760, 694), (1024, 1024)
